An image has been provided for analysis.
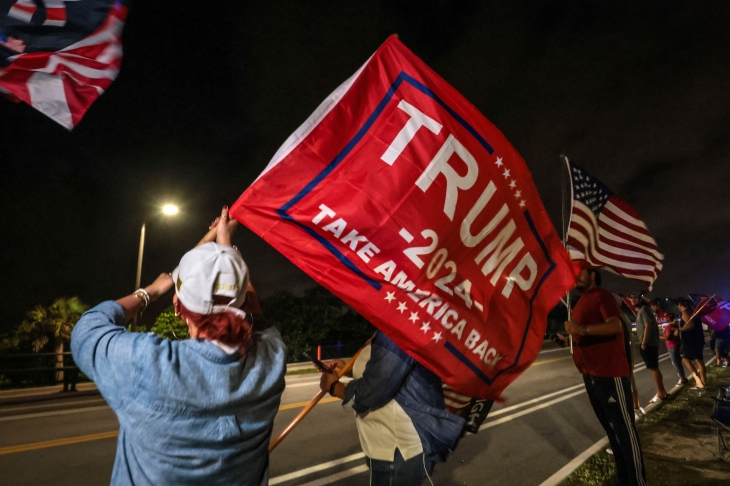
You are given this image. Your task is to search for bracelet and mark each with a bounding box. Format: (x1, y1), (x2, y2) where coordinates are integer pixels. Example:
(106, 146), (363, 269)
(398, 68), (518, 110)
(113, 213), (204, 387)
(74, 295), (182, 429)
(329, 381), (339, 397)
(132, 288), (150, 313)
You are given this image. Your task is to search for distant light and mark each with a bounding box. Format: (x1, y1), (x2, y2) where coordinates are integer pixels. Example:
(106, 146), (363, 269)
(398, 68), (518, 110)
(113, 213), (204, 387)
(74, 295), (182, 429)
(162, 204), (179, 216)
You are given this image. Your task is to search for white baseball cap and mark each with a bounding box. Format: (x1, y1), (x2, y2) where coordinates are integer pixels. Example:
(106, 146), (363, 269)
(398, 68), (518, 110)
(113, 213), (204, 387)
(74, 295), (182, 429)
(171, 242), (249, 315)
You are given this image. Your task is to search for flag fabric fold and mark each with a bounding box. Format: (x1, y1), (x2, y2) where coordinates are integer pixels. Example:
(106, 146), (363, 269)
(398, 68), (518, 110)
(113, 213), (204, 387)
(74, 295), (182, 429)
(688, 294), (730, 332)
(565, 160), (664, 290)
(0, 0), (127, 129)
(231, 35), (577, 399)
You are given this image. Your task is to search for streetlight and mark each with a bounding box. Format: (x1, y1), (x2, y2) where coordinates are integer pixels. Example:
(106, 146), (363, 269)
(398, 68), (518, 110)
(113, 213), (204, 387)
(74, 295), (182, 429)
(132, 203), (179, 331)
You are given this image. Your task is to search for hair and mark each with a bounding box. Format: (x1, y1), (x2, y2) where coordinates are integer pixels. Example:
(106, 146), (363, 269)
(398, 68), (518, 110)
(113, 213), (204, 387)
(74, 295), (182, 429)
(176, 297), (252, 350)
(588, 268), (602, 286)
(675, 298), (694, 312)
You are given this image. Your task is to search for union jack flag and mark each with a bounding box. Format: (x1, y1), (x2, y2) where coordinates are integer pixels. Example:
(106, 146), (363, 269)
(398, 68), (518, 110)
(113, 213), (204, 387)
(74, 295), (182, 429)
(565, 159), (664, 290)
(0, 0), (127, 129)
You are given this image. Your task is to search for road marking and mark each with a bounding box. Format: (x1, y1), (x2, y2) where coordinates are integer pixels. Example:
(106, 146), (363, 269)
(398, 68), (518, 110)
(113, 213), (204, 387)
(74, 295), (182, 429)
(0, 405), (110, 422)
(539, 437), (609, 486)
(0, 398), (107, 414)
(278, 397), (341, 411)
(284, 380), (321, 388)
(298, 465), (370, 486)
(539, 347), (571, 354)
(481, 390), (586, 430)
(270, 452), (365, 485)
(0, 396), (342, 454)
(0, 431), (118, 455)
(489, 384), (585, 417)
(531, 356), (571, 366)
(285, 377), (352, 389)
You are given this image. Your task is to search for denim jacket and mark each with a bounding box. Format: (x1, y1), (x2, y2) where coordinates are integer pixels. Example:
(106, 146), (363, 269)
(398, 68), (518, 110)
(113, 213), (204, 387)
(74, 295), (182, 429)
(343, 332), (465, 462)
(71, 301), (286, 486)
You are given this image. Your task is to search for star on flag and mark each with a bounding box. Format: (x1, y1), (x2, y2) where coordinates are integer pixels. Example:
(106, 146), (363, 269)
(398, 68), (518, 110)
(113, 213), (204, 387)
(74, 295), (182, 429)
(384, 291), (396, 302)
(396, 301), (408, 313)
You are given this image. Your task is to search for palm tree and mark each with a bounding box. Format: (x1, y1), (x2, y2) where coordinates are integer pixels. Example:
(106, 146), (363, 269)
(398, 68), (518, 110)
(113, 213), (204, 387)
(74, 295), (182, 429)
(15, 297), (88, 383)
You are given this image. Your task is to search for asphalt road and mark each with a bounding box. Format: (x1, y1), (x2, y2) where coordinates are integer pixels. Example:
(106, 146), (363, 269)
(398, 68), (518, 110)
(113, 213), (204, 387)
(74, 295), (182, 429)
(0, 343), (711, 485)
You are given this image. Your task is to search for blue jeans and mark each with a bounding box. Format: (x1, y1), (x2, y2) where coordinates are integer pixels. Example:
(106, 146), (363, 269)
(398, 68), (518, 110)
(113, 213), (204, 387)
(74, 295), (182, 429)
(366, 448), (434, 486)
(668, 347), (686, 380)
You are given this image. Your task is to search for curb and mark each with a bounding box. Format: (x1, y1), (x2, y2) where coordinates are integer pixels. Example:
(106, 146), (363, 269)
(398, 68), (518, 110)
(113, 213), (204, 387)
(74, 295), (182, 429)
(539, 356), (714, 486)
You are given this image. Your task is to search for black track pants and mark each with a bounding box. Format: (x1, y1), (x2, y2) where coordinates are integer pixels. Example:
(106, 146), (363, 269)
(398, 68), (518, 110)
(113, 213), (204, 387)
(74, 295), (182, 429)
(583, 374), (646, 486)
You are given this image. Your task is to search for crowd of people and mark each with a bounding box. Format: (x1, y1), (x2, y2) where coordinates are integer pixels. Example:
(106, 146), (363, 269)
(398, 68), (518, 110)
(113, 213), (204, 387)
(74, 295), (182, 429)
(69, 207), (726, 485)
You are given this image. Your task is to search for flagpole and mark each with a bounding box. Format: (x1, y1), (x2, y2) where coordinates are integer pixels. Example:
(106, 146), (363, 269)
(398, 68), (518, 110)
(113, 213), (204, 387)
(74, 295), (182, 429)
(268, 338), (371, 452)
(560, 154), (573, 354)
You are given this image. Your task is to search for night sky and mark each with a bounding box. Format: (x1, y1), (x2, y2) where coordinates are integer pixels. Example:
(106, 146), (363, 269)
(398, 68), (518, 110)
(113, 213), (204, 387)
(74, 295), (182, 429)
(2, 1), (729, 333)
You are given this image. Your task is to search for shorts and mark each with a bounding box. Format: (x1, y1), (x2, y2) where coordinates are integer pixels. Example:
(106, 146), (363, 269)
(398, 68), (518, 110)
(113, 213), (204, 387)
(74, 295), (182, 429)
(682, 343), (704, 361)
(640, 345), (659, 370)
(716, 338), (729, 354)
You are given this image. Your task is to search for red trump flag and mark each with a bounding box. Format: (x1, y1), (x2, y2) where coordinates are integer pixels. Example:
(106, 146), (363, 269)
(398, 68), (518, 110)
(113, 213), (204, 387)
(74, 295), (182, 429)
(231, 36), (576, 398)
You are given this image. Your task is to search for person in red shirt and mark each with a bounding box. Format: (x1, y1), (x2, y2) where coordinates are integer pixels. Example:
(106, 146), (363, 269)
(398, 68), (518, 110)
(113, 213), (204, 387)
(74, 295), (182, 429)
(557, 266), (646, 486)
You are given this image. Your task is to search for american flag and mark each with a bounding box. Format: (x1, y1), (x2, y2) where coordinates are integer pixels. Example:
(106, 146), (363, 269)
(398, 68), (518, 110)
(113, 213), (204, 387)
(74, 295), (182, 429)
(0, 0), (127, 129)
(565, 159), (664, 289)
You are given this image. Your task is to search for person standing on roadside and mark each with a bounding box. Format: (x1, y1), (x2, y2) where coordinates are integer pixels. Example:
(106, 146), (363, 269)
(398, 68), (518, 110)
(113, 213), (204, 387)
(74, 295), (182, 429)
(557, 266), (646, 486)
(675, 298), (707, 390)
(319, 331), (465, 485)
(711, 326), (730, 367)
(630, 293), (668, 403)
(660, 314), (688, 386)
(71, 207), (286, 486)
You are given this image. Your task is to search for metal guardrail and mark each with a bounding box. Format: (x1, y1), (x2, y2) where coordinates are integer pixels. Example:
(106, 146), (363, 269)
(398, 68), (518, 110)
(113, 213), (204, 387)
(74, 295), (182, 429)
(0, 351), (82, 389)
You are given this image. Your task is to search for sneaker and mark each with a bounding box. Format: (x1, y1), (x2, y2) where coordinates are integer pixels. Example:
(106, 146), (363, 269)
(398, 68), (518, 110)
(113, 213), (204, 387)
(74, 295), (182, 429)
(606, 448), (613, 455)
(649, 395), (661, 404)
(676, 379), (688, 386)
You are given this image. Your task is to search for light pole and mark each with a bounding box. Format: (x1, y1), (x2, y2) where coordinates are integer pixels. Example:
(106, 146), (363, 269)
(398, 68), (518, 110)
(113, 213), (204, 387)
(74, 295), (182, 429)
(131, 204), (179, 331)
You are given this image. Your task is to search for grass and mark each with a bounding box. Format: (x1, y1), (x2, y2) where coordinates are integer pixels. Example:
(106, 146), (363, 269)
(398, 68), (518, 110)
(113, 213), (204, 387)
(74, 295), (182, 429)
(561, 365), (730, 486)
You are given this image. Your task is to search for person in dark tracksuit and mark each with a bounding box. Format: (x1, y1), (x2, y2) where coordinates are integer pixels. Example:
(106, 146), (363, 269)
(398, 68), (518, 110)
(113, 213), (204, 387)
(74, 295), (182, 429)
(557, 266), (646, 486)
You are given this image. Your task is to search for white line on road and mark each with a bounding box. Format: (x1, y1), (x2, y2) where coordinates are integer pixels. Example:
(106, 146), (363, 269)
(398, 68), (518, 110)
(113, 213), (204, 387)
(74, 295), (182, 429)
(283, 380), (321, 388)
(270, 452), (365, 485)
(480, 390), (586, 430)
(539, 437), (609, 486)
(299, 465), (370, 486)
(489, 384), (585, 418)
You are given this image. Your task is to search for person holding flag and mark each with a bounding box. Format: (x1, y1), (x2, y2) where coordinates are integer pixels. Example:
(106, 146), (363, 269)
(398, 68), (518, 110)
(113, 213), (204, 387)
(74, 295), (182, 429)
(320, 331), (465, 485)
(557, 265), (646, 486)
(71, 207), (286, 485)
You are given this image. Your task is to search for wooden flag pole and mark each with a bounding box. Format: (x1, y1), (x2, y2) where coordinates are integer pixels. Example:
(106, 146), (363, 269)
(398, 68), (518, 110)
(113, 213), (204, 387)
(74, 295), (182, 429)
(268, 340), (370, 453)
(560, 154), (574, 354)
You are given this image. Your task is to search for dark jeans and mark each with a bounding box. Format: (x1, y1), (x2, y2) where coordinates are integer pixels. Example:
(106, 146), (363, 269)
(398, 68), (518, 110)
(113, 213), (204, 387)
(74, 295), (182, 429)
(366, 448), (434, 486)
(583, 374), (646, 486)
